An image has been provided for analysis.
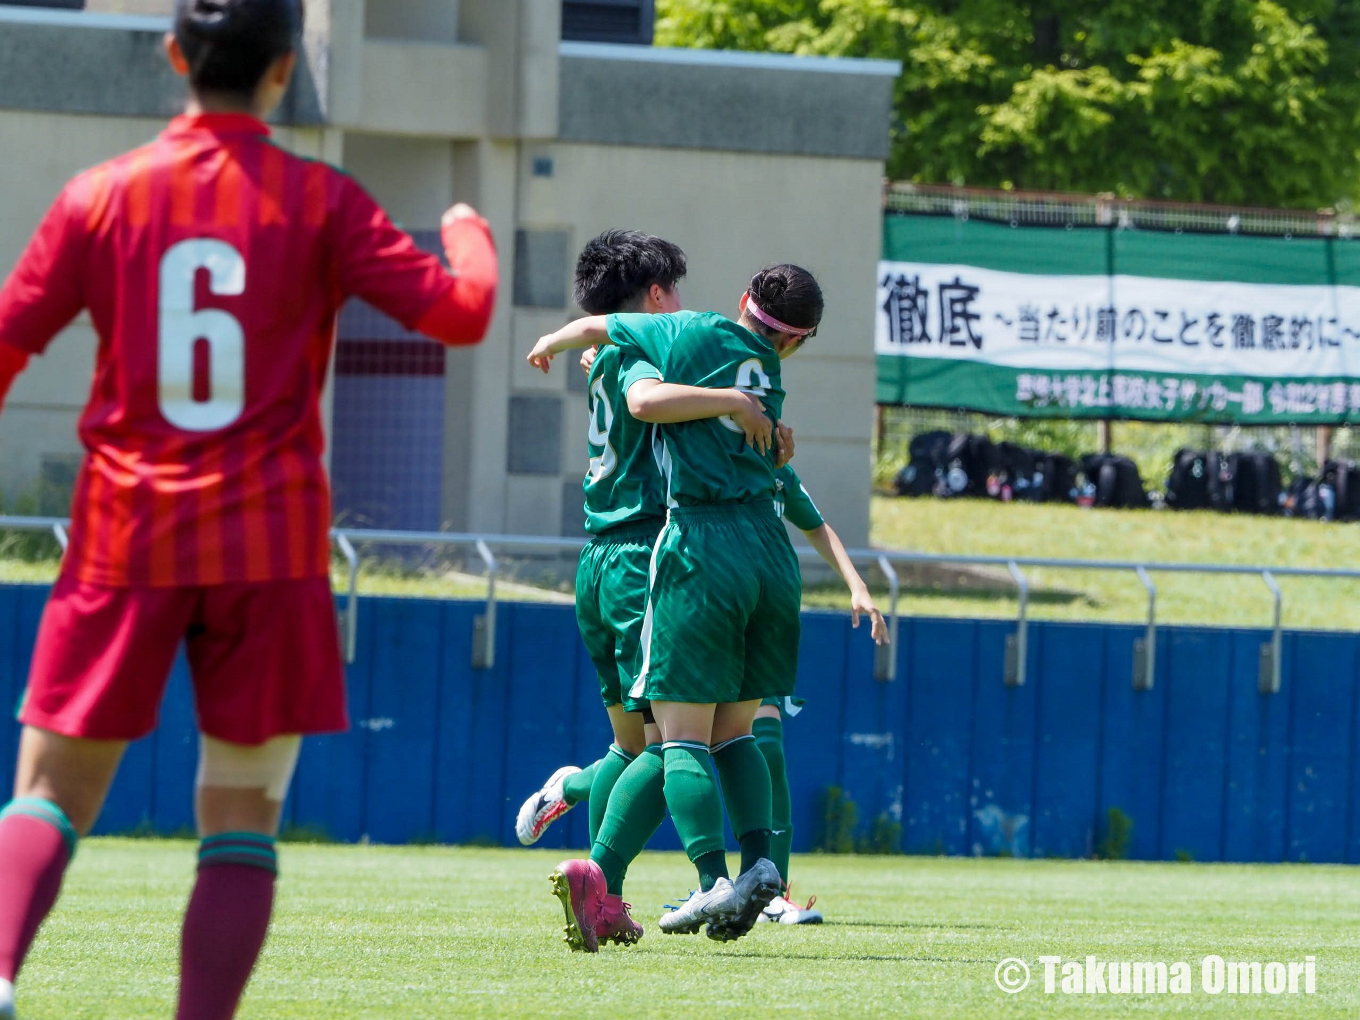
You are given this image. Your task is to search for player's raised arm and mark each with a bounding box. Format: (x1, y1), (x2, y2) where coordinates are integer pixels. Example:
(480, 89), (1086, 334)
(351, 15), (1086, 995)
(526, 315), (611, 371)
(0, 186), (87, 411)
(336, 182), (498, 347)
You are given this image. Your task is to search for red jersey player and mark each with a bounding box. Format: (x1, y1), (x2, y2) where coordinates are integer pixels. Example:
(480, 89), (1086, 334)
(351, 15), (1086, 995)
(0, 2), (498, 1017)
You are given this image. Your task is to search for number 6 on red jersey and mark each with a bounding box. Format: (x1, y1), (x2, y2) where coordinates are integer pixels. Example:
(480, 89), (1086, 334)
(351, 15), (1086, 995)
(158, 239), (246, 432)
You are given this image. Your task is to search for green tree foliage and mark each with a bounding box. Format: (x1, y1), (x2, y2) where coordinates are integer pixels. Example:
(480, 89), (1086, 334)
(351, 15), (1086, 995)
(655, 0), (1360, 208)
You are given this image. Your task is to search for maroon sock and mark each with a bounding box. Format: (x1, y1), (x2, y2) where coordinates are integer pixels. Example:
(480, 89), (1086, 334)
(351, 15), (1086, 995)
(0, 803), (76, 982)
(176, 837), (278, 1020)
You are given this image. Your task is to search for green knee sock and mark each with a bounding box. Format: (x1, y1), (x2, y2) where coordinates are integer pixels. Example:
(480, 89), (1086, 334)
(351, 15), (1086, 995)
(712, 734), (773, 874)
(590, 744), (667, 895)
(754, 716), (792, 884)
(561, 761), (598, 807)
(587, 745), (635, 847)
(661, 742), (728, 891)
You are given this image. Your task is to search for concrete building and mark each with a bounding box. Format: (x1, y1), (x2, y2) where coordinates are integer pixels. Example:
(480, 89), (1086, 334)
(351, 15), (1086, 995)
(0, 1), (897, 546)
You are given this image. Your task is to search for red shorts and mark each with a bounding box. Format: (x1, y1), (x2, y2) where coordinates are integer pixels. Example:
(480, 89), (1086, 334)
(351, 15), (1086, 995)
(20, 575), (348, 745)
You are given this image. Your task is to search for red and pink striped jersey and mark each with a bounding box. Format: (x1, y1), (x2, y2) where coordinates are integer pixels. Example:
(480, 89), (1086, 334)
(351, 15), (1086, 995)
(0, 113), (497, 587)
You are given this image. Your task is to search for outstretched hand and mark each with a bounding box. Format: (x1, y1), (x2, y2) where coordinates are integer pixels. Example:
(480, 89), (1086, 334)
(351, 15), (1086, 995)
(851, 588), (890, 646)
(527, 335), (559, 373)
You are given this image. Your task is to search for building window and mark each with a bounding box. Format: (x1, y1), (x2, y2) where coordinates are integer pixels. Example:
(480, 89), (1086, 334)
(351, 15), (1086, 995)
(561, 0), (655, 46)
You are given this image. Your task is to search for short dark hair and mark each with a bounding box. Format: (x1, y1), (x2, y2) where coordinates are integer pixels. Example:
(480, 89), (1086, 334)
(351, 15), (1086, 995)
(175, 0), (304, 99)
(574, 230), (688, 315)
(747, 264), (824, 339)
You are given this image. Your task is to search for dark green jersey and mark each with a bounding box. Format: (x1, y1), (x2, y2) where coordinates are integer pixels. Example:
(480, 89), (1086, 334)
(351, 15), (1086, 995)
(582, 345), (666, 534)
(606, 310), (784, 508)
(775, 465), (824, 532)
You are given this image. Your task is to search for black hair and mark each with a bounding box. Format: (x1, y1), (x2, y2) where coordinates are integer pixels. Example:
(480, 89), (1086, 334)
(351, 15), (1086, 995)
(746, 264), (824, 340)
(175, 0), (304, 99)
(574, 230), (688, 315)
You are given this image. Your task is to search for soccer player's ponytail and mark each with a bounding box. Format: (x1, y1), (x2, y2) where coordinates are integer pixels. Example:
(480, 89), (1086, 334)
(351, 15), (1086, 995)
(175, 0), (304, 98)
(746, 264), (824, 342)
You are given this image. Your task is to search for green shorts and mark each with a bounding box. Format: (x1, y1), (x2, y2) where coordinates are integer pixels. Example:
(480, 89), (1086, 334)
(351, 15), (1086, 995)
(576, 520), (664, 713)
(629, 501), (802, 706)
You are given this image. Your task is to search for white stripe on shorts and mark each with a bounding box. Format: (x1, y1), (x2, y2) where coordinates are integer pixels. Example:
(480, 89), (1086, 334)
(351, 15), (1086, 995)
(629, 514), (672, 701)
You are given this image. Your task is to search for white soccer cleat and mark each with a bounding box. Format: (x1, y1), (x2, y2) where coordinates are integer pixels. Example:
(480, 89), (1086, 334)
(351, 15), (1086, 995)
(758, 890), (824, 925)
(0, 977), (15, 1019)
(515, 765), (582, 845)
(658, 877), (741, 935)
(705, 858), (783, 942)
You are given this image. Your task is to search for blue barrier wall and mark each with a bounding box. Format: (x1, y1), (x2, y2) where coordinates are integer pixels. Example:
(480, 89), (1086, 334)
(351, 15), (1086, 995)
(0, 584), (1356, 863)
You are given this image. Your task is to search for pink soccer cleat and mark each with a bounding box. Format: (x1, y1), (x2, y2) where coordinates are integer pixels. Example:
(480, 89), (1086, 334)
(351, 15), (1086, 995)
(596, 893), (644, 946)
(549, 858), (606, 953)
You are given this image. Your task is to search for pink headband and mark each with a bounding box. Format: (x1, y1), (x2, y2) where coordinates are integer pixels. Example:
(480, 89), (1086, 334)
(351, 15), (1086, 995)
(745, 295), (817, 337)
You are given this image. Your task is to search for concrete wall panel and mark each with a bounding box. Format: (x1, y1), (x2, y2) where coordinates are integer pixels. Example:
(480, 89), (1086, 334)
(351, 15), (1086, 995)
(365, 0), (460, 43)
(560, 41), (898, 160)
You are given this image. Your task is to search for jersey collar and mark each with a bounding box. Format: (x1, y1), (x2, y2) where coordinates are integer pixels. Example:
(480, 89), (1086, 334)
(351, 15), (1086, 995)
(164, 113), (272, 140)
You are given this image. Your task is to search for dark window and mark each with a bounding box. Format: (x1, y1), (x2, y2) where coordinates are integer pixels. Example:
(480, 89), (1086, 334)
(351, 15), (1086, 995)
(507, 396), (564, 476)
(562, 0), (654, 45)
(513, 229), (571, 309)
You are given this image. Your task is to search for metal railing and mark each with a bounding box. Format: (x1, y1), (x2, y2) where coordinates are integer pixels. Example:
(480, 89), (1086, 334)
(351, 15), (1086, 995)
(884, 182), (1353, 238)
(7, 516), (1360, 694)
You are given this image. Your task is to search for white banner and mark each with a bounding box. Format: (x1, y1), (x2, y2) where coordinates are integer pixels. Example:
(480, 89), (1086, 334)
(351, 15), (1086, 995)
(876, 262), (1360, 379)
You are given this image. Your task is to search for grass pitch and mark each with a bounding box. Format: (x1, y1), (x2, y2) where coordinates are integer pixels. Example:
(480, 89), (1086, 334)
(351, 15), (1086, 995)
(15, 839), (1360, 1018)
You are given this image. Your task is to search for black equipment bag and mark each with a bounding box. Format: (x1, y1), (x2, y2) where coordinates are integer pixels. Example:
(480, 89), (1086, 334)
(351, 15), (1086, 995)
(1283, 476), (1329, 520)
(994, 442), (1043, 501)
(1038, 453), (1080, 504)
(1165, 448), (1231, 511)
(942, 432), (1001, 498)
(1321, 460), (1360, 520)
(1226, 452), (1282, 515)
(1082, 454), (1149, 509)
(893, 430), (953, 497)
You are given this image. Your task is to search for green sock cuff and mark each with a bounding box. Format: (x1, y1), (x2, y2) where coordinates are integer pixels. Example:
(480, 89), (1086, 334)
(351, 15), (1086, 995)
(643, 743), (664, 758)
(607, 743), (637, 763)
(1, 797), (77, 860)
(752, 716), (783, 742)
(198, 832), (278, 875)
(561, 762), (598, 806)
(693, 849), (728, 892)
(710, 734), (756, 754)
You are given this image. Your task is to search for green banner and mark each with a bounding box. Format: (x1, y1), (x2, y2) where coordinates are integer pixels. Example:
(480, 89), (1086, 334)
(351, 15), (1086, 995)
(877, 215), (1360, 424)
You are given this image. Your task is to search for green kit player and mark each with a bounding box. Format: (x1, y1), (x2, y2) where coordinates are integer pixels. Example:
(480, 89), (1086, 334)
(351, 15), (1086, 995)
(529, 264), (824, 944)
(513, 231), (775, 952)
(541, 462), (890, 930)
(757, 463), (888, 925)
